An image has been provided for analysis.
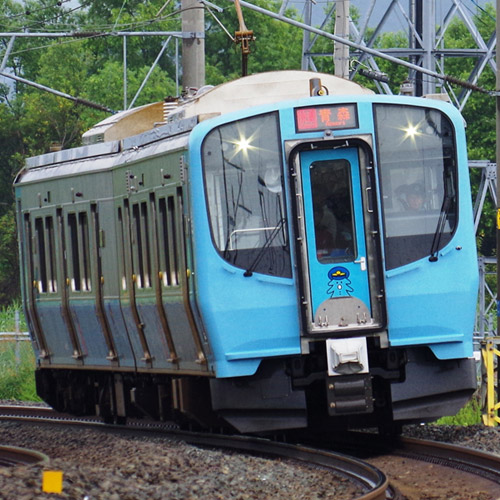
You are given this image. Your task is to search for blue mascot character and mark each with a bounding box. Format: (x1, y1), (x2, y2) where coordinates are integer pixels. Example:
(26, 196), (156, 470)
(327, 266), (354, 297)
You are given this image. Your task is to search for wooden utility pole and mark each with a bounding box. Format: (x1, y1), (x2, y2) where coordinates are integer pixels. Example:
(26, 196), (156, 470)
(181, 0), (205, 90)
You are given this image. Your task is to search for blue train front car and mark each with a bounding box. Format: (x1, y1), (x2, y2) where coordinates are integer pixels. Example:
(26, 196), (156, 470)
(15, 71), (478, 433)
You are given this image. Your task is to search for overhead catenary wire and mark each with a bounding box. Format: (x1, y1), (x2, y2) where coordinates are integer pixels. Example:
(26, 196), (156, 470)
(0, 69), (115, 113)
(0, 6), (200, 59)
(1, 0), (70, 21)
(0, 2), (86, 33)
(227, 0), (492, 95)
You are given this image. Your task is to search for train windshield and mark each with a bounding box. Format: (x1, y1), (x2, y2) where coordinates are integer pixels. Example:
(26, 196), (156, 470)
(374, 104), (458, 270)
(202, 112), (291, 277)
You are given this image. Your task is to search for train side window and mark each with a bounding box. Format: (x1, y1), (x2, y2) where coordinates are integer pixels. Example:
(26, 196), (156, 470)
(33, 216), (57, 294)
(132, 202), (152, 289)
(202, 112), (291, 277)
(45, 217), (57, 293)
(79, 212), (91, 291)
(159, 197), (179, 286)
(374, 104), (458, 269)
(68, 212), (92, 292)
(34, 218), (48, 293)
(117, 207), (127, 291)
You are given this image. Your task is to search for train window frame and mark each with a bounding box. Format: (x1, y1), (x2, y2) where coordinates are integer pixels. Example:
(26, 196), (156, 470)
(373, 103), (458, 270)
(131, 201), (153, 289)
(34, 216), (58, 294)
(67, 211), (92, 292)
(117, 206), (128, 291)
(158, 196), (180, 287)
(201, 111), (292, 278)
(309, 158), (357, 263)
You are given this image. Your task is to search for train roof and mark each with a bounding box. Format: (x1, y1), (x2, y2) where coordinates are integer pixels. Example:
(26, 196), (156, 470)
(82, 71), (373, 146)
(18, 71), (373, 173)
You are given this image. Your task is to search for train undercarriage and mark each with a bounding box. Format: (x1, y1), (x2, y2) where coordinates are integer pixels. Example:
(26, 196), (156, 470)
(35, 343), (477, 435)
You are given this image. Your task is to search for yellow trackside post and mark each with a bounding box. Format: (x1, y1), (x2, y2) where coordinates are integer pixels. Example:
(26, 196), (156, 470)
(481, 337), (500, 426)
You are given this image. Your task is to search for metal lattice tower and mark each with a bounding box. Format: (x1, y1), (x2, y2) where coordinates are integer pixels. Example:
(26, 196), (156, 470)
(273, 0), (497, 110)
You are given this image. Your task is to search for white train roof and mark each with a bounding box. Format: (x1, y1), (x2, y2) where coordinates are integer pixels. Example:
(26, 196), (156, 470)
(82, 71), (373, 145)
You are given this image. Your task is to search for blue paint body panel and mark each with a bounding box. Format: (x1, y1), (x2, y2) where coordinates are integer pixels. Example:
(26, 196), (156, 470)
(188, 94), (478, 377)
(379, 104), (478, 359)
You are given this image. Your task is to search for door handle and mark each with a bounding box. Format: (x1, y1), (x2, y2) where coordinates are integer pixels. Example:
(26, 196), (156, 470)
(354, 256), (367, 271)
(365, 187), (374, 213)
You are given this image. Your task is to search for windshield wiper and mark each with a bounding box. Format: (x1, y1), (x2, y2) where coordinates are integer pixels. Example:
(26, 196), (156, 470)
(429, 194), (452, 262)
(244, 219), (286, 277)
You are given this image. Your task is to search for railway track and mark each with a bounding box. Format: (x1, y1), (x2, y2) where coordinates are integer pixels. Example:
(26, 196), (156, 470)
(1, 404), (499, 498)
(309, 429), (500, 487)
(394, 435), (500, 485)
(0, 444), (48, 467)
(0, 404), (392, 499)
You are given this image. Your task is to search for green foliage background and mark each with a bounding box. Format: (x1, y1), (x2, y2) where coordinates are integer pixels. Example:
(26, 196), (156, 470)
(0, 1), (497, 307)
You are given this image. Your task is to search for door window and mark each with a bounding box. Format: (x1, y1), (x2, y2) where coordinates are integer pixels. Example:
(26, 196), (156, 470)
(310, 159), (356, 262)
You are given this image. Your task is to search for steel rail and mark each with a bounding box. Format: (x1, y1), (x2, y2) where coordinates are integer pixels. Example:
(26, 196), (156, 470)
(0, 405), (390, 500)
(0, 445), (49, 467)
(0, 404), (61, 419)
(310, 429), (500, 489)
(171, 430), (390, 500)
(3, 405), (499, 497)
(396, 436), (500, 485)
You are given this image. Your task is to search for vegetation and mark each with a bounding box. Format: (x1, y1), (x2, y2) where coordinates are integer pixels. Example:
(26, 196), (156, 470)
(0, 340), (39, 401)
(0, 303), (36, 401)
(435, 397), (483, 426)
(0, 301), (27, 332)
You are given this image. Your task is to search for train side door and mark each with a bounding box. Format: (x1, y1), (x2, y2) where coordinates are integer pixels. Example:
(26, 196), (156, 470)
(297, 146), (383, 333)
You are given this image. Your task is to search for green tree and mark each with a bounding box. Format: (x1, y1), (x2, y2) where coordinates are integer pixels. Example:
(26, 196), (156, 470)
(0, 207), (20, 304)
(204, 0), (303, 82)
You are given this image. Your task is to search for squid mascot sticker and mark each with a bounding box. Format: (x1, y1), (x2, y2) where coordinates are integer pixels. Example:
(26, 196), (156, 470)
(327, 266), (353, 297)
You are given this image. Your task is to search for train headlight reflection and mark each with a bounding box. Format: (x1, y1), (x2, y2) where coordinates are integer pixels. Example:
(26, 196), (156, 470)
(235, 136), (251, 153)
(226, 131), (259, 161)
(403, 123), (420, 140)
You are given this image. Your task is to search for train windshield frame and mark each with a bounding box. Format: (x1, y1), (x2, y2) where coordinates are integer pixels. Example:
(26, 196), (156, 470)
(201, 112), (291, 277)
(374, 103), (458, 270)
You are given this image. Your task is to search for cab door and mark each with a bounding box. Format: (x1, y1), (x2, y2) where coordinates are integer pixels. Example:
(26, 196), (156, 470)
(298, 145), (383, 333)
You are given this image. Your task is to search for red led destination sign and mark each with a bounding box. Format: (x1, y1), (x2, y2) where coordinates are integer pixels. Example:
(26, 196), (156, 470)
(295, 104), (358, 133)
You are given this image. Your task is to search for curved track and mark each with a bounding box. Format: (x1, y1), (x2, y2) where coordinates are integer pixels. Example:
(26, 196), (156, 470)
(3, 405), (500, 497)
(174, 431), (391, 500)
(0, 444), (48, 466)
(395, 436), (500, 485)
(307, 429), (500, 485)
(0, 404), (390, 500)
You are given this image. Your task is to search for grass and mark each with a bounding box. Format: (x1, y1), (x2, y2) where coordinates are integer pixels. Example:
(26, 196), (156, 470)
(0, 339), (40, 401)
(434, 397), (483, 426)
(0, 301), (38, 401)
(0, 301), (27, 332)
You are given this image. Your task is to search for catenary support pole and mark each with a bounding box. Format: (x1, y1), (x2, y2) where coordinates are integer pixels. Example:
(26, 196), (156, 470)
(181, 0), (205, 90)
(496, 0), (500, 337)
